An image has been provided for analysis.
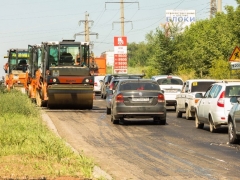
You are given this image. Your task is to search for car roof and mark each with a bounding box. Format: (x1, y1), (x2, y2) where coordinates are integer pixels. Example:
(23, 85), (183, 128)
(119, 79), (156, 83)
(213, 82), (240, 85)
(151, 75), (183, 79)
(185, 79), (217, 82)
(112, 73), (144, 77)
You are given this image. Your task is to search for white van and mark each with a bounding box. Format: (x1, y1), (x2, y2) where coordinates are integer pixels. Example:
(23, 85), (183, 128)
(151, 75), (184, 110)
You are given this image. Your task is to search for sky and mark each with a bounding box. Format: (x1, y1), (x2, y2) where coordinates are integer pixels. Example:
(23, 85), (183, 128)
(0, 0), (238, 78)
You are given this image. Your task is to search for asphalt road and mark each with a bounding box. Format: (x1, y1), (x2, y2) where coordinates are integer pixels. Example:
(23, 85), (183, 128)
(43, 95), (240, 180)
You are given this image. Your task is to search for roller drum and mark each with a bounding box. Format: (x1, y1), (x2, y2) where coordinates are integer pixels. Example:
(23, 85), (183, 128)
(47, 84), (93, 109)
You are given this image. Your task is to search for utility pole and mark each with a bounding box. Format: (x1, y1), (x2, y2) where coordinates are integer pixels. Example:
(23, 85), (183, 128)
(210, 0), (222, 18)
(210, 0), (217, 19)
(105, 0), (139, 36)
(217, 0), (222, 13)
(74, 12), (98, 45)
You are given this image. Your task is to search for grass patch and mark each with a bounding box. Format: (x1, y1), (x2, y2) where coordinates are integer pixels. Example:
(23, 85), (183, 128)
(0, 89), (95, 179)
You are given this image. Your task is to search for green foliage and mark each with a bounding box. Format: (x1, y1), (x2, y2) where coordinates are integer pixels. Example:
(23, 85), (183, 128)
(128, 42), (150, 67)
(127, 3), (240, 79)
(176, 66), (196, 81)
(209, 59), (231, 79)
(0, 89), (39, 118)
(0, 90), (95, 178)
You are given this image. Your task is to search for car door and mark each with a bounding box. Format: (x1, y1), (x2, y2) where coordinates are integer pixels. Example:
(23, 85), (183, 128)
(176, 81), (188, 111)
(197, 86), (212, 121)
(202, 84), (219, 122)
(233, 101), (240, 133)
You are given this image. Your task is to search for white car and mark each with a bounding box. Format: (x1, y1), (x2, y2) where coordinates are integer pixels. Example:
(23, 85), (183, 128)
(94, 75), (105, 94)
(151, 75), (183, 110)
(195, 81), (240, 133)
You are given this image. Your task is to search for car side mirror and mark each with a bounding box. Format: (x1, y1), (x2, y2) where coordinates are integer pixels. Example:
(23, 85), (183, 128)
(230, 96), (240, 103)
(160, 90), (164, 94)
(195, 93), (203, 98)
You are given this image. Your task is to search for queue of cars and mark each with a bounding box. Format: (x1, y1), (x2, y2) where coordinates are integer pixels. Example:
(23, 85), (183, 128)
(97, 74), (240, 144)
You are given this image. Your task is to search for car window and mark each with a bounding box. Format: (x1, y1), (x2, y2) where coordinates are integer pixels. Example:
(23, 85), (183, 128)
(112, 80), (120, 90)
(204, 86), (212, 98)
(208, 85), (218, 98)
(213, 85), (222, 98)
(184, 82), (189, 93)
(157, 78), (183, 85)
(104, 76), (108, 83)
(191, 81), (216, 92)
(120, 82), (160, 91)
(226, 85), (240, 97)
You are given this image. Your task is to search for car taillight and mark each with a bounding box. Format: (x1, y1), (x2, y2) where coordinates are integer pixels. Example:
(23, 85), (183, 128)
(158, 94), (165, 102)
(217, 91), (225, 107)
(116, 94), (124, 103)
(94, 82), (98, 86)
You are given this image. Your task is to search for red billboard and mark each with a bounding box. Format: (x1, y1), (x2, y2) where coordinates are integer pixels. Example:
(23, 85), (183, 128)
(114, 36), (127, 74)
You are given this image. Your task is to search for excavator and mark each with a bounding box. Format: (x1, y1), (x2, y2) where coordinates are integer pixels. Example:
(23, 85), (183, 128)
(32, 40), (94, 109)
(3, 48), (29, 92)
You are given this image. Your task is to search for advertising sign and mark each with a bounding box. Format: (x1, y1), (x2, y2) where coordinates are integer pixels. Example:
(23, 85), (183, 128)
(114, 36), (127, 74)
(166, 10), (196, 28)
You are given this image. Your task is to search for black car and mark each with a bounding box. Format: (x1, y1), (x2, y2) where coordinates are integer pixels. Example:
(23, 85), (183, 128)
(228, 96), (240, 144)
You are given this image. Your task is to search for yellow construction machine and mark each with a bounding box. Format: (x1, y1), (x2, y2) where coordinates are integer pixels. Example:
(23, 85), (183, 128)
(32, 40), (94, 109)
(3, 48), (29, 92)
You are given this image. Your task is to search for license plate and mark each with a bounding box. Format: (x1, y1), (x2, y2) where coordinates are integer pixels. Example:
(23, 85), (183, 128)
(132, 97), (149, 102)
(166, 89), (177, 93)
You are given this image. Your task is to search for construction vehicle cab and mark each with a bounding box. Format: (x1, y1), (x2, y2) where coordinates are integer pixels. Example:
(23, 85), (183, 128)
(3, 49), (29, 91)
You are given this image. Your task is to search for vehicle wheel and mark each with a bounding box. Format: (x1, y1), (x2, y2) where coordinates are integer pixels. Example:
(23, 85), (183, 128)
(111, 116), (119, 124)
(42, 100), (48, 107)
(101, 93), (103, 99)
(195, 112), (204, 129)
(228, 121), (239, 144)
(119, 117), (125, 125)
(106, 107), (111, 115)
(209, 116), (216, 133)
(176, 107), (182, 118)
(153, 117), (160, 124)
(160, 119), (166, 125)
(185, 107), (191, 120)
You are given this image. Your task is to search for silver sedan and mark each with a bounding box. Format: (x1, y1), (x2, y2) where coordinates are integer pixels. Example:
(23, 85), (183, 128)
(109, 79), (167, 125)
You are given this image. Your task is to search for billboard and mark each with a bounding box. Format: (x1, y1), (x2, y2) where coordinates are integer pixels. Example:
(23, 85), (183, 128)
(166, 10), (196, 28)
(113, 36), (128, 74)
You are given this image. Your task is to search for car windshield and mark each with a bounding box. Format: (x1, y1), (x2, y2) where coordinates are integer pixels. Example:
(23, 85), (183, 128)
(120, 82), (160, 91)
(225, 85), (240, 97)
(191, 81), (216, 92)
(157, 78), (183, 85)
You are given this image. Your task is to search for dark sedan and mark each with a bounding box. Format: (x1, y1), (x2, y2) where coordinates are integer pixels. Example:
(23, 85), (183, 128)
(228, 96), (240, 144)
(109, 79), (166, 125)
